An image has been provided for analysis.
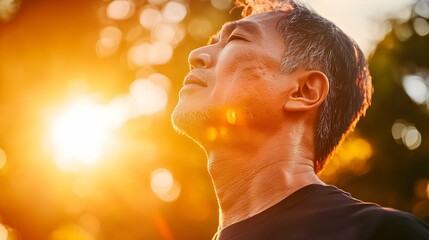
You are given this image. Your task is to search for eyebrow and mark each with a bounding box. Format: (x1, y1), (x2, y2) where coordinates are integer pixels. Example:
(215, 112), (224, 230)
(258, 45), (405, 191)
(208, 20), (262, 45)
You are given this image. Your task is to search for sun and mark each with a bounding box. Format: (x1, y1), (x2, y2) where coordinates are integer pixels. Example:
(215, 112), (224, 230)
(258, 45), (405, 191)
(46, 78), (169, 172)
(48, 98), (116, 172)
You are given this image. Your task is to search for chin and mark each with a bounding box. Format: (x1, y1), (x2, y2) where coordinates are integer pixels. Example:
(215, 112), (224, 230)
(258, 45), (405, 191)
(171, 104), (211, 144)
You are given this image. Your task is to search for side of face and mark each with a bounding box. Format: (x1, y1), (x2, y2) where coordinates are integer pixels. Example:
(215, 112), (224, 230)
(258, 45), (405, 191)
(171, 12), (305, 144)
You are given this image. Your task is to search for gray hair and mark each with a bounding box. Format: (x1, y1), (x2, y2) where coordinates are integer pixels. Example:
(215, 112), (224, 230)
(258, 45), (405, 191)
(237, 0), (373, 172)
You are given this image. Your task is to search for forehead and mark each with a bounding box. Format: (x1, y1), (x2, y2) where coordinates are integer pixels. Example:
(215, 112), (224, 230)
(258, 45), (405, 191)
(242, 11), (284, 24)
(218, 11), (284, 36)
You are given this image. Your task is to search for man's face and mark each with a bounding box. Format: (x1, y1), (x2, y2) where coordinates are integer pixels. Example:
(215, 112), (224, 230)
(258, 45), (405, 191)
(172, 12), (294, 140)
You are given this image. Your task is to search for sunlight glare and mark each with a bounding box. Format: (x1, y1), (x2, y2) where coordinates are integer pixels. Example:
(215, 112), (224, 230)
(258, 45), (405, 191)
(107, 95), (131, 127)
(49, 99), (115, 172)
(0, 223), (8, 240)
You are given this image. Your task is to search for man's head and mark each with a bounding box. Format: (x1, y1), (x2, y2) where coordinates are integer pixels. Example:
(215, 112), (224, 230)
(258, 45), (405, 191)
(172, 0), (372, 172)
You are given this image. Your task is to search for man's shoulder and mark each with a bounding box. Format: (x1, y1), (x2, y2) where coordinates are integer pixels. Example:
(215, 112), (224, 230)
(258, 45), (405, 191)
(320, 185), (429, 239)
(298, 184), (429, 239)
(217, 184), (429, 240)
(363, 207), (429, 239)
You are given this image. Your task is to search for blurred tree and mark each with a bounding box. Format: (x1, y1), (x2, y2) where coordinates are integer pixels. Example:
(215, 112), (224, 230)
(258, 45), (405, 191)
(343, 0), (429, 222)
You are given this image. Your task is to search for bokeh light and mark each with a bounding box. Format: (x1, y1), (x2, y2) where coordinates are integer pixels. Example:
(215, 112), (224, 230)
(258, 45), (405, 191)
(187, 17), (214, 40)
(148, 41), (174, 65)
(226, 109), (236, 125)
(413, 178), (429, 219)
(129, 78), (168, 116)
(414, 178), (429, 199)
(151, 168), (181, 202)
(162, 1), (188, 23)
(403, 126), (422, 150)
(413, 17), (429, 36)
(0, 148), (6, 170)
(210, 0), (232, 10)
(319, 136), (373, 182)
(152, 22), (176, 43)
(96, 25), (123, 57)
(415, 0), (429, 18)
(148, 0), (168, 6)
(50, 223), (94, 240)
(139, 7), (162, 30)
(206, 127), (218, 142)
(147, 73), (172, 92)
(394, 23), (413, 41)
(106, 0), (135, 20)
(126, 25), (144, 42)
(392, 120), (423, 150)
(128, 42), (152, 66)
(151, 22), (186, 46)
(402, 74), (428, 104)
(128, 42), (174, 66)
(391, 120), (408, 141)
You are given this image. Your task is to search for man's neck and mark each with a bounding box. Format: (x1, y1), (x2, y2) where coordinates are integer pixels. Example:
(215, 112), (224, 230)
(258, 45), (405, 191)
(206, 130), (324, 229)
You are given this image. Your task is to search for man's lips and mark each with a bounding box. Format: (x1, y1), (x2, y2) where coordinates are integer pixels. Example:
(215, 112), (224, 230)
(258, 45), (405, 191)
(183, 74), (208, 87)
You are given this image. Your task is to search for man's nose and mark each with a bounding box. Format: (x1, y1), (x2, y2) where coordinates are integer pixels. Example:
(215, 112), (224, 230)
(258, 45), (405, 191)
(188, 49), (213, 70)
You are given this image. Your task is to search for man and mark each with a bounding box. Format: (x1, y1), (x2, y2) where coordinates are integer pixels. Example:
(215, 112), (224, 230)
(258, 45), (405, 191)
(171, 0), (429, 239)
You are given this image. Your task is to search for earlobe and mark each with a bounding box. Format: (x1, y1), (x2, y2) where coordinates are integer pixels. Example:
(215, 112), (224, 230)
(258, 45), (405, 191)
(284, 70), (329, 112)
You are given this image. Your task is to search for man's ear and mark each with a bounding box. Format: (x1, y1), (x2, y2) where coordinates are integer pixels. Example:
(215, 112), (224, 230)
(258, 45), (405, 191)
(284, 70), (329, 112)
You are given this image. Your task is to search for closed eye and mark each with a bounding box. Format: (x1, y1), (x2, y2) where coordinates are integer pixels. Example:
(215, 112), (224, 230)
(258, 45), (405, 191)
(227, 34), (247, 43)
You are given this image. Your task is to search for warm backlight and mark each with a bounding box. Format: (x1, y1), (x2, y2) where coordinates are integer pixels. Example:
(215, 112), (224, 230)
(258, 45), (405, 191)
(48, 98), (114, 172)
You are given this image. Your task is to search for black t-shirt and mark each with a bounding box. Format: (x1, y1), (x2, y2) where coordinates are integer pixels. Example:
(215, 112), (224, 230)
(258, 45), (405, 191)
(215, 184), (429, 240)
